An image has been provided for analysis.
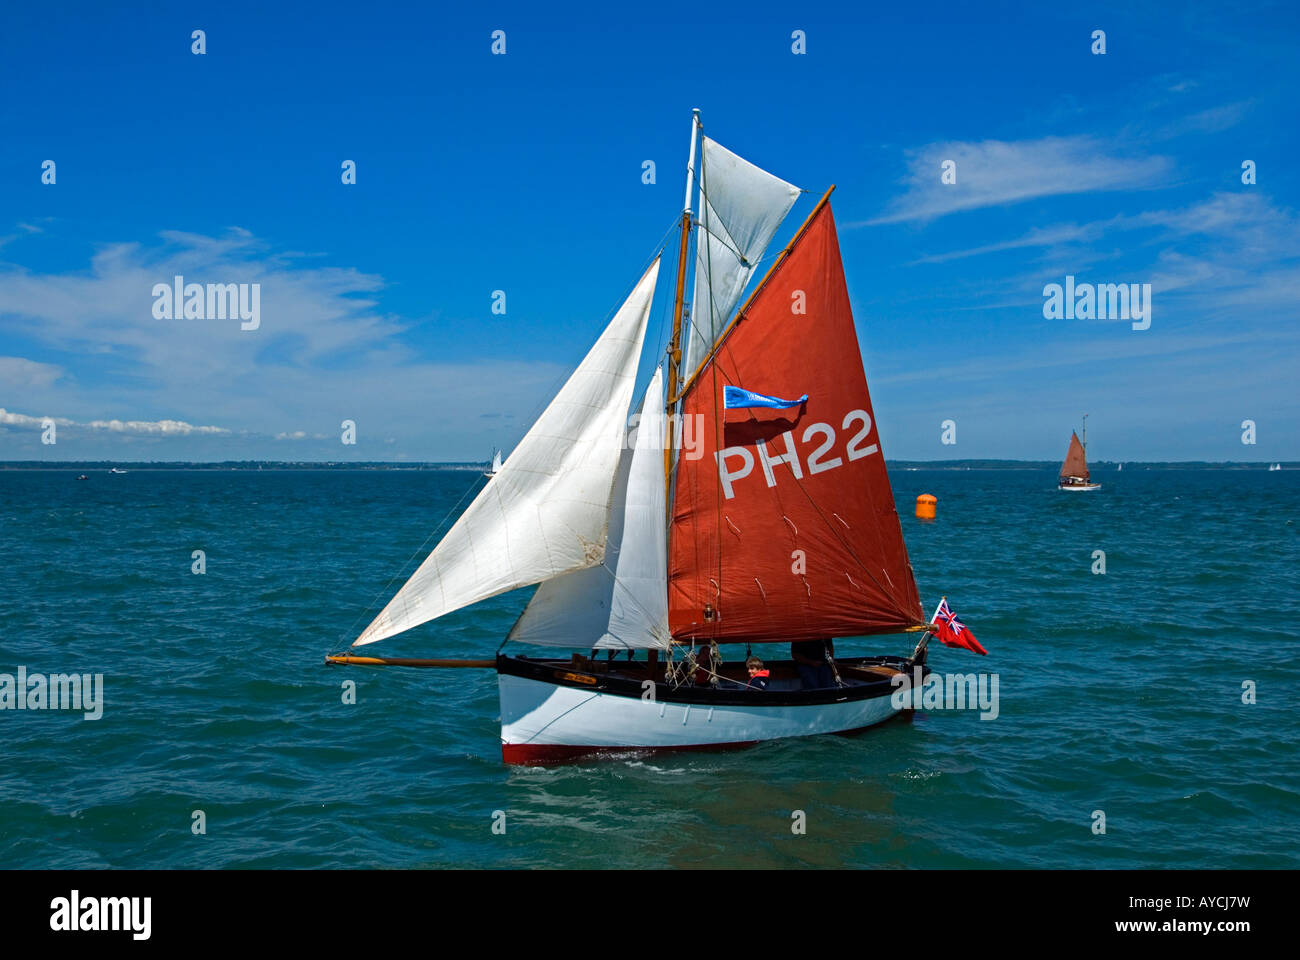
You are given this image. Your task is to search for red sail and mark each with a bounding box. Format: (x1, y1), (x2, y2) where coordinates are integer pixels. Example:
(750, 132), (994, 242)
(1060, 432), (1089, 480)
(668, 201), (923, 644)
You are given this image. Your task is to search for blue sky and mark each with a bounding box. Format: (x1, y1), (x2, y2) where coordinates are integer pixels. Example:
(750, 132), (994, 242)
(2, 0), (1297, 461)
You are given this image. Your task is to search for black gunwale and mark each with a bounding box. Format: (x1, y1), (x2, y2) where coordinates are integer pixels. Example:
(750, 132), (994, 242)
(496, 654), (928, 708)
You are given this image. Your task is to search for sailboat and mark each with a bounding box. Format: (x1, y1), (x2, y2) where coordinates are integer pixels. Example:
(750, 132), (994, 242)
(484, 449), (503, 478)
(327, 110), (948, 764)
(1058, 416), (1101, 491)
(1269, 463), (1282, 471)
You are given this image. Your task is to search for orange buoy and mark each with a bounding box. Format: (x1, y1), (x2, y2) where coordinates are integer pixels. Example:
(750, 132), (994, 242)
(915, 494), (937, 520)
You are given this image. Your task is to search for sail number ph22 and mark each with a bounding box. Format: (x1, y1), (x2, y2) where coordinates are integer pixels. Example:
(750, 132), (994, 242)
(716, 408), (878, 499)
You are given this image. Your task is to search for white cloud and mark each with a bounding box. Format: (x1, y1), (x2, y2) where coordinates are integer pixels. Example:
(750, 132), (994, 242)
(909, 192), (1300, 296)
(0, 407), (230, 435)
(909, 221), (1115, 265)
(0, 356), (64, 389)
(857, 136), (1173, 225)
(0, 227), (576, 459)
(0, 228), (400, 376)
(1153, 100), (1252, 139)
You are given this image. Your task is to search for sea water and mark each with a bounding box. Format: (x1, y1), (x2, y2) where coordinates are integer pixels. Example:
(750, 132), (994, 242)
(0, 467), (1296, 868)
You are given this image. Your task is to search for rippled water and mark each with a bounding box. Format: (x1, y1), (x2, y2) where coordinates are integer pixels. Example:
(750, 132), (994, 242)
(1, 467), (1297, 868)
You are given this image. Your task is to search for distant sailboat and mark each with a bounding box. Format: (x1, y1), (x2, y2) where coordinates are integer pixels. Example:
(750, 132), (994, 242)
(328, 110), (968, 764)
(109, 467), (127, 475)
(484, 449), (503, 478)
(1117, 463), (1123, 472)
(1269, 462), (1282, 471)
(1058, 416), (1101, 491)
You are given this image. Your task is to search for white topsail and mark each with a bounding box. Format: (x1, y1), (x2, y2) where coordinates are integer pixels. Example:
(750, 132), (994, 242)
(353, 259), (661, 647)
(507, 368), (670, 649)
(683, 136), (801, 382)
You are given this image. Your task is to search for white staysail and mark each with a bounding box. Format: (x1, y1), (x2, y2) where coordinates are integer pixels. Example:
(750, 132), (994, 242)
(353, 259), (661, 647)
(491, 450), (503, 473)
(507, 368), (670, 649)
(683, 136), (801, 382)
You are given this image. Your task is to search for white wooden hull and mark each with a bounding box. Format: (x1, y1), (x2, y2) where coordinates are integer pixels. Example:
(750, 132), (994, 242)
(1058, 482), (1101, 491)
(498, 671), (910, 764)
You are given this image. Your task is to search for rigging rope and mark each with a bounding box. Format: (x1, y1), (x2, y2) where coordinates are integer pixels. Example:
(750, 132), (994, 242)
(331, 472), (485, 654)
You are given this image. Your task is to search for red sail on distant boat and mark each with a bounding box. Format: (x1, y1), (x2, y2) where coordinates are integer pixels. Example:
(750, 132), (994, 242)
(1058, 423), (1100, 491)
(1060, 431), (1089, 481)
(668, 201), (925, 643)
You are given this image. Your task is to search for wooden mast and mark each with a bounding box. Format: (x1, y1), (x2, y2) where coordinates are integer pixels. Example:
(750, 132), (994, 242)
(658, 109), (701, 662)
(664, 109), (701, 508)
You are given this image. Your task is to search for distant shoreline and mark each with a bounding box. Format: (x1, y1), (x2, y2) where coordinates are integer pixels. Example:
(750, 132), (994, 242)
(0, 460), (1292, 471)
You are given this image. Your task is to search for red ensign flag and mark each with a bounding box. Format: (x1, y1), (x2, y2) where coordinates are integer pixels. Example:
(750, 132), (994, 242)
(934, 599), (987, 655)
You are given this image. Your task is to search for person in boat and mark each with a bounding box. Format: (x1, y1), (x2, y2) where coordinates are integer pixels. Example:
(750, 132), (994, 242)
(745, 656), (770, 691)
(693, 643), (713, 686)
(791, 639), (835, 689)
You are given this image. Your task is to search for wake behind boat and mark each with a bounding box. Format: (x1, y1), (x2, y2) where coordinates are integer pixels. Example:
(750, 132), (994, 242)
(327, 110), (985, 764)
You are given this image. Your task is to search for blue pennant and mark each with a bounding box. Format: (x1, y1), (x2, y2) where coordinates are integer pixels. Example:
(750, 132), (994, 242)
(723, 386), (809, 410)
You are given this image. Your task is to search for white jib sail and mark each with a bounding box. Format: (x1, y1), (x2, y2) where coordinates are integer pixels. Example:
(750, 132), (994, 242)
(507, 367), (669, 649)
(683, 136), (801, 382)
(353, 258), (661, 647)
